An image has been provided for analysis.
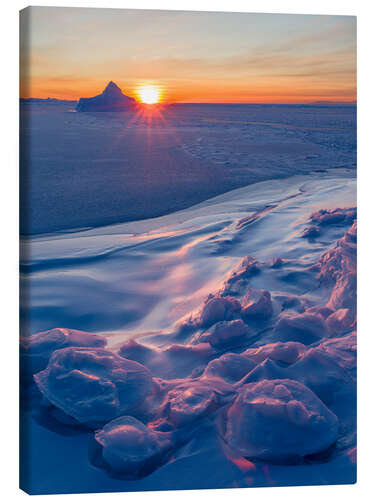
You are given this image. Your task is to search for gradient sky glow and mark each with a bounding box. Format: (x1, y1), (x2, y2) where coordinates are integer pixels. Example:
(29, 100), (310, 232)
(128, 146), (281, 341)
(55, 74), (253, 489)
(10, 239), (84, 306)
(20, 7), (356, 103)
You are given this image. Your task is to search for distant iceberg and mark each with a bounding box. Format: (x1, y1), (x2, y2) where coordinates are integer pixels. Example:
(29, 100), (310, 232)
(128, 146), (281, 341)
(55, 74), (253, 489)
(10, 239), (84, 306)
(76, 81), (136, 112)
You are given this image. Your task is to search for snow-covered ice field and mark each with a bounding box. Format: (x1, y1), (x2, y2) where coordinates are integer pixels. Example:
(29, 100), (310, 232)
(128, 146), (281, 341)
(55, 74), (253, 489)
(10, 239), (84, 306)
(20, 103), (356, 493)
(20, 102), (355, 234)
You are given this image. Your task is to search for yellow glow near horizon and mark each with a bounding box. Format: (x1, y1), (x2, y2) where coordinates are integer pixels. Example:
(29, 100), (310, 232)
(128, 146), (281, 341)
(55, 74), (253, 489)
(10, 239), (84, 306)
(136, 85), (161, 104)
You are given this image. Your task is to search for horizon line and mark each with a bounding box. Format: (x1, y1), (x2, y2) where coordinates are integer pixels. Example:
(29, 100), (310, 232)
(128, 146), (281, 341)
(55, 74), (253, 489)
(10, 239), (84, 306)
(20, 97), (357, 106)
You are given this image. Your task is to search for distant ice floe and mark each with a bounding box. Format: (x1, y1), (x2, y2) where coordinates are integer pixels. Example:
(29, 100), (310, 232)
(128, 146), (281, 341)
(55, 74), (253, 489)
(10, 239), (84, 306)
(223, 379), (339, 461)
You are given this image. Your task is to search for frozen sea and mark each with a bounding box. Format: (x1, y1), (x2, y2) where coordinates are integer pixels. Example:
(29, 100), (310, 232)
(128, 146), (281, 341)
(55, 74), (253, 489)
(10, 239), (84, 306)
(20, 103), (356, 494)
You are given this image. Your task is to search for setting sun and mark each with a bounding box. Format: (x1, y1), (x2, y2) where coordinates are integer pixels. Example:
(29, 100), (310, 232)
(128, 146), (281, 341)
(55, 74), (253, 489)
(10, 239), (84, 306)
(136, 85), (161, 104)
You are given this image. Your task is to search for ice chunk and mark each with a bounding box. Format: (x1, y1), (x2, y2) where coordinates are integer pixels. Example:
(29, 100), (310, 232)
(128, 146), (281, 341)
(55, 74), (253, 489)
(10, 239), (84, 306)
(301, 226), (321, 238)
(274, 311), (327, 344)
(290, 345), (352, 404)
(317, 222), (356, 312)
(328, 273), (356, 312)
(20, 328), (106, 376)
(306, 305), (333, 319)
(119, 339), (214, 379)
(165, 386), (217, 426)
(199, 295), (241, 328)
(231, 256), (260, 279)
(241, 289), (273, 320)
(318, 227), (356, 284)
(204, 353), (256, 383)
(316, 331), (357, 372)
(95, 416), (172, 477)
(161, 380), (235, 427)
(310, 207), (356, 226)
(224, 379), (339, 461)
(118, 339), (160, 366)
(243, 341), (306, 365)
(326, 308), (356, 336)
(199, 319), (250, 348)
(34, 347), (153, 425)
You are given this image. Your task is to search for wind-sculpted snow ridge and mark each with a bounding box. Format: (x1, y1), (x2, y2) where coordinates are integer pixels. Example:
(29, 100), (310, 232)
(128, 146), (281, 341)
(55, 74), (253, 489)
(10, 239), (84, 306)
(26, 208), (356, 485)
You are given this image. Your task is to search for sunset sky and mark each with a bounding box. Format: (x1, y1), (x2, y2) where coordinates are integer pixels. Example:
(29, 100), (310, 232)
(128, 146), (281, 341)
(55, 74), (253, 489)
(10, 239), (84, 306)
(20, 7), (356, 103)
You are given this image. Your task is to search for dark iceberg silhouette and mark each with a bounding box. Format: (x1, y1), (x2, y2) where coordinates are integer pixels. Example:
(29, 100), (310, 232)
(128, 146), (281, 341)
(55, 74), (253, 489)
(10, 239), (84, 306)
(76, 81), (136, 112)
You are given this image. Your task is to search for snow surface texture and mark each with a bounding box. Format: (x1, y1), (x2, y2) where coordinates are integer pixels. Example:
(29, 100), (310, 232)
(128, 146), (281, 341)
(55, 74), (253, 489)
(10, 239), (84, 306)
(20, 104), (356, 494)
(22, 211), (357, 492)
(19, 102), (355, 234)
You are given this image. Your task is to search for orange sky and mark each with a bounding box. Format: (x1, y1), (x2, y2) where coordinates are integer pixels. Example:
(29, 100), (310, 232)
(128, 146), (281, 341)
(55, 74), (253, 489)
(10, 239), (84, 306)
(20, 8), (356, 104)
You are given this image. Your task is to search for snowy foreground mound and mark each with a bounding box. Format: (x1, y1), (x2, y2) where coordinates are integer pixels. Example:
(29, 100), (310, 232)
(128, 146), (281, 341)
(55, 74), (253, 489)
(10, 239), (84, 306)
(34, 347), (153, 425)
(22, 210), (356, 489)
(224, 379), (339, 461)
(95, 416), (173, 478)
